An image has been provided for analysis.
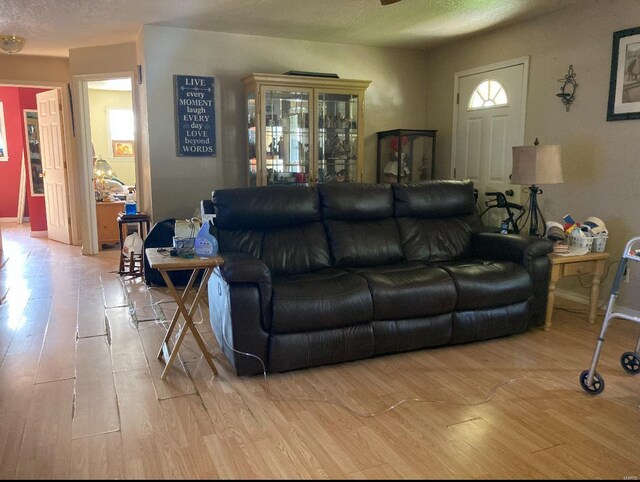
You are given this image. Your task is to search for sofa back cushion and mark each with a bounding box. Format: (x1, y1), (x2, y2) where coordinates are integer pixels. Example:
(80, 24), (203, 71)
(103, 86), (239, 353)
(393, 180), (483, 262)
(212, 185), (331, 276)
(319, 183), (404, 267)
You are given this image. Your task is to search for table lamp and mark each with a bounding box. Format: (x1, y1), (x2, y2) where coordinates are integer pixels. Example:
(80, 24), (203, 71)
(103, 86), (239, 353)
(93, 155), (115, 201)
(511, 139), (563, 236)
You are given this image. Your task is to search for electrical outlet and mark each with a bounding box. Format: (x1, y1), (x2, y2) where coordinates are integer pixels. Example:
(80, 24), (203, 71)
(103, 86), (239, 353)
(623, 266), (630, 283)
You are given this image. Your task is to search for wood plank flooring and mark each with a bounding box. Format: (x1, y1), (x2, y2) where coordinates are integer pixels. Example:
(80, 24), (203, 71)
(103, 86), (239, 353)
(0, 222), (638, 479)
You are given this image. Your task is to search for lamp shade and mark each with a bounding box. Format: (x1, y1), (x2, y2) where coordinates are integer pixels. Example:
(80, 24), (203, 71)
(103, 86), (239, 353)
(93, 157), (114, 179)
(511, 144), (563, 185)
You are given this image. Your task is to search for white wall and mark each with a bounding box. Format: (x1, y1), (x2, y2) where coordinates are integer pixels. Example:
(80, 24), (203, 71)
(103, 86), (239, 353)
(88, 89), (136, 185)
(140, 25), (429, 221)
(423, 0), (640, 310)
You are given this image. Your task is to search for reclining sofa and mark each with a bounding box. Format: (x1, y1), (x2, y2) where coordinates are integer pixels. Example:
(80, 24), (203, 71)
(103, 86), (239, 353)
(202, 180), (553, 376)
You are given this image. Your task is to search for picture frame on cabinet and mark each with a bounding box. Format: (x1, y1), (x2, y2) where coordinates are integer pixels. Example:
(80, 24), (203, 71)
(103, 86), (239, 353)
(0, 102), (8, 161)
(607, 26), (640, 121)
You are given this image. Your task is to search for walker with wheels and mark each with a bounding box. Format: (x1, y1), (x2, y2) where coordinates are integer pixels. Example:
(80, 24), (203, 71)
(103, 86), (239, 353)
(580, 236), (640, 394)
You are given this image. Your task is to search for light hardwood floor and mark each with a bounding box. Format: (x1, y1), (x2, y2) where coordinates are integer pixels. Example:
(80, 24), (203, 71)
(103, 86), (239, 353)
(0, 222), (638, 479)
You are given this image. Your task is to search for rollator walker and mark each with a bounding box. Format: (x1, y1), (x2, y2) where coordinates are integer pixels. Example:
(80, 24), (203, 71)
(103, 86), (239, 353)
(580, 236), (640, 394)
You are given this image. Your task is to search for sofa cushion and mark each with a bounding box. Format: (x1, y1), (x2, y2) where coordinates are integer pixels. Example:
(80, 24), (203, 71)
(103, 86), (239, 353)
(213, 185), (319, 229)
(319, 182), (394, 220)
(212, 185), (332, 276)
(262, 222), (332, 276)
(324, 219), (404, 267)
(451, 301), (530, 344)
(319, 183), (404, 267)
(352, 262), (456, 320)
(268, 325), (374, 373)
(372, 314), (452, 355)
(396, 216), (482, 262)
(439, 260), (532, 310)
(271, 269), (373, 334)
(393, 180), (477, 218)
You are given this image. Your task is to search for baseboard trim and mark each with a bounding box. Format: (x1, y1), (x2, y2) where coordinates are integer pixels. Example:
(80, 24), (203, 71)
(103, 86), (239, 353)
(0, 217), (17, 223)
(554, 288), (640, 316)
(554, 289), (590, 305)
(30, 230), (48, 238)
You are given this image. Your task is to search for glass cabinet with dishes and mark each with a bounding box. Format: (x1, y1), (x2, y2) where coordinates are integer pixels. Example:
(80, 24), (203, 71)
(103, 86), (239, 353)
(376, 129), (437, 184)
(243, 73), (370, 187)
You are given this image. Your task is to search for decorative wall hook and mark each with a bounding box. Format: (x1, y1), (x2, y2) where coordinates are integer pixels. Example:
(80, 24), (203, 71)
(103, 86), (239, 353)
(557, 65), (578, 111)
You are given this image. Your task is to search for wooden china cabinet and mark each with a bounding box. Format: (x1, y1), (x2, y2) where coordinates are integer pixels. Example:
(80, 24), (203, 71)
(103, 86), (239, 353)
(242, 73), (370, 187)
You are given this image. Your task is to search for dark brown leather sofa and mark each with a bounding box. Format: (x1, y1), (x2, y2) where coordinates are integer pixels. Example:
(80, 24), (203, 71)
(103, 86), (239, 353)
(203, 180), (553, 376)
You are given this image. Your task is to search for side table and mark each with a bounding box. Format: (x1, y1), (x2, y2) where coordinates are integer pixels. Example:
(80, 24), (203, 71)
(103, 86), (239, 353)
(118, 212), (151, 276)
(97, 201), (125, 249)
(545, 251), (610, 332)
(145, 248), (224, 379)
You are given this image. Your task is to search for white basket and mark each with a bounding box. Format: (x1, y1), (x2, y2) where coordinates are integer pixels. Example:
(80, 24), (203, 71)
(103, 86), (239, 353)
(592, 234), (609, 253)
(568, 235), (594, 252)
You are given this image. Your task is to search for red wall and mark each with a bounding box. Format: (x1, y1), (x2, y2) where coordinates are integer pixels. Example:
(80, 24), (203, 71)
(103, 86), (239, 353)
(0, 86), (49, 232)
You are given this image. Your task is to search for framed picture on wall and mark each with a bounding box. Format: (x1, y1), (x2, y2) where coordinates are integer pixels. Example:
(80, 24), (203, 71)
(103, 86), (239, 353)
(607, 26), (640, 121)
(112, 140), (134, 157)
(0, 102), (8, 161)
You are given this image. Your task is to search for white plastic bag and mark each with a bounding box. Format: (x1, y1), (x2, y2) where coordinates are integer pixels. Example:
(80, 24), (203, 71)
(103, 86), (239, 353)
(208, 266), (232, 350)
(122, 231), (143, 259)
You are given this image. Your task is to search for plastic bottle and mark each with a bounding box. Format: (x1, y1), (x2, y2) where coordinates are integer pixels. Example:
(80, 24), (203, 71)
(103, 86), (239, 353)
(125, 188), (136, 215)
(194, 220), (218, 257)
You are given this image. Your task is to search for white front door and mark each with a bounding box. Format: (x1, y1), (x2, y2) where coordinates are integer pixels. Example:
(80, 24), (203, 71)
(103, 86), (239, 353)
(453, 59), (528, 230)
(37, 89), (71, 244)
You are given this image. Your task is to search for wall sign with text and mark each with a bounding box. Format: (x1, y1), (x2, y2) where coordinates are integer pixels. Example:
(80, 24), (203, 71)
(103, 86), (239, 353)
(174, 75), (216, 157)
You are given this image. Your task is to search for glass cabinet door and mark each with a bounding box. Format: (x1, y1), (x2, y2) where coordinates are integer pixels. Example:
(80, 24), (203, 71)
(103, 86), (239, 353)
(243, 73), (370, 187)
(247, 92), (257, 186)
(317, 92), (359, 183)
(262, 88), (311, 185)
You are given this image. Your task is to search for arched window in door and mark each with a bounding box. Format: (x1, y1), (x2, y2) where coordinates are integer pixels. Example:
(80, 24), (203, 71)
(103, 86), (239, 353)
(469, 79), (508, 109)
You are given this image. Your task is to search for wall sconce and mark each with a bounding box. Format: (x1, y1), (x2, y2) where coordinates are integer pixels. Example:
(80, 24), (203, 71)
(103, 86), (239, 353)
(557, 65), (578, 111)
(0, 35), (25, 54)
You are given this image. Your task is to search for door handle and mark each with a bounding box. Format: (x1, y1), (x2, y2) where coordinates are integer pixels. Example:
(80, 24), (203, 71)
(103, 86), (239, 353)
(40, 172), (45, 178)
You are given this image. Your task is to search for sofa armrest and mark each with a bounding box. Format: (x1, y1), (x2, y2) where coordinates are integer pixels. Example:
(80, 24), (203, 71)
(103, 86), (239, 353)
(470, 232), (553, 268)
(470, 232), (553, 328)
(212, 252), (273, 376)
(220, 252), (272, 330)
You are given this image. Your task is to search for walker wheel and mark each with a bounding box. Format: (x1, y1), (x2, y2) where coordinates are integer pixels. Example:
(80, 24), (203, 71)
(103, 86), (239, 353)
(580, 370), (605, 395)
(620, 352), (640, 375)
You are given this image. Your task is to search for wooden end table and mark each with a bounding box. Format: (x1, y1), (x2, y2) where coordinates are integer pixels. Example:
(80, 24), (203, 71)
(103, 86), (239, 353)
(145, 248), (224, 379)
(545, 251), (610, 332)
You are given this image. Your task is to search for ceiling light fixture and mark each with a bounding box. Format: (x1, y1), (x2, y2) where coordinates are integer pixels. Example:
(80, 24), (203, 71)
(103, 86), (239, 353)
(0, 35), (26, 55)
(380, 0), (402, 5)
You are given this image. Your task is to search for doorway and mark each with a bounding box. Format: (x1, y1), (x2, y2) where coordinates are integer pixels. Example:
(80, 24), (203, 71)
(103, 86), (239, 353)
(451, 57), (529, 230)
(75, 75), (137, 255)
(0, 84), (74, 244)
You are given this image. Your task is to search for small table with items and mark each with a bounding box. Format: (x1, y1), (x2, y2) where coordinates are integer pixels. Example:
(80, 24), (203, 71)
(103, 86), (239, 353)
(145, 248), (224, 379)
(117, 212), (151, 276)
(545, 251), (610, 332)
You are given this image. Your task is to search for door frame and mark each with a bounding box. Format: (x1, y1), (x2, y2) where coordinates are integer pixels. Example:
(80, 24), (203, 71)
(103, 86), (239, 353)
(73, 72), (139, 255)
(450, 56), (530, 179)
(0, 79), (80, 245)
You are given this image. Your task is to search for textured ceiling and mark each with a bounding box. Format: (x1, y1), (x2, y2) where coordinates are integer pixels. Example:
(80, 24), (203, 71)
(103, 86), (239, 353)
(0, 0), (580, 57)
